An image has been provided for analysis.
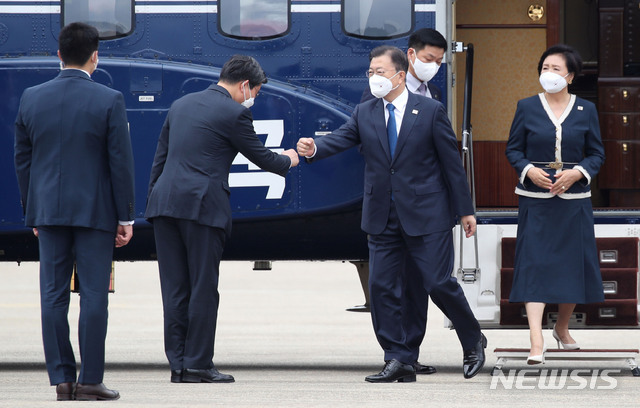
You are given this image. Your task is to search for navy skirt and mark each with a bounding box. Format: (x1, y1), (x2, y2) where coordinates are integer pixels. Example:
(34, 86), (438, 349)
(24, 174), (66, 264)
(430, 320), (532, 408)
(509, 196), (604, 304)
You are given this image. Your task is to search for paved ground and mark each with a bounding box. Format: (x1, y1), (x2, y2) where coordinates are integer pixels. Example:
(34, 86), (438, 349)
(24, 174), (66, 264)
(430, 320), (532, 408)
(1, 260), (639, 407)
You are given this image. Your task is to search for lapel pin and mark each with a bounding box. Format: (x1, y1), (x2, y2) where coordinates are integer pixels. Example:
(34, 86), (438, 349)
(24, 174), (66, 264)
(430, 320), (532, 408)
(412, 109), (418, 115)
(577, 106), (583, 110)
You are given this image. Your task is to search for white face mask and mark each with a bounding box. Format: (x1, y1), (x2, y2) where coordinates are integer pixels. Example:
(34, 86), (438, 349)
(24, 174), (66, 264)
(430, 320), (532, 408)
(410, 50), (440, 82)
(241, 82), (255, 108)
(369, 71), (401, 99)
(539, 71), (569, 94)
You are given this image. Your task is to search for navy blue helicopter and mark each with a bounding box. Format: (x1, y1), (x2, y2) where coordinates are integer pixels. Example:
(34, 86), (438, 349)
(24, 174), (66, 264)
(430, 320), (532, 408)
(0, 0), (447, 264)
(2, 1), (640, 334)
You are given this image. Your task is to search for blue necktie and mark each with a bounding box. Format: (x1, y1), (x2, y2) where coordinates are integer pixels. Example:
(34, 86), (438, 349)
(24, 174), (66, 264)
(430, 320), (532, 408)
(386, 103), (397, 158)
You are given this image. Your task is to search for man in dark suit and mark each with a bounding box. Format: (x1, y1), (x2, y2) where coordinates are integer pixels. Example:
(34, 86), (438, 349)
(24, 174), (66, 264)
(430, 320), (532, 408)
(297, 46), (486, 382)
(14, 22), (134, 401)
(361, 28), (446, 104)
(359, 28), (449, 377)
(145, 55), (299, 384)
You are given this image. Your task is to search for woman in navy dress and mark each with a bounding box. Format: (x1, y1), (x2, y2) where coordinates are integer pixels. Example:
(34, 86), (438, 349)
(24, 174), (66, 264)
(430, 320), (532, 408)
(505, 44), (605, 364)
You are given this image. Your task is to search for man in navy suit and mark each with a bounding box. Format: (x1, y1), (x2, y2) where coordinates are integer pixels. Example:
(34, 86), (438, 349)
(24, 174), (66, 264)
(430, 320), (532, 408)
(359, 28), (449, 377)
(146, 55), (299, 384)
(361, 28), (446, 104)
(14, 22), (135, 401)
(297, 46), (486, 382)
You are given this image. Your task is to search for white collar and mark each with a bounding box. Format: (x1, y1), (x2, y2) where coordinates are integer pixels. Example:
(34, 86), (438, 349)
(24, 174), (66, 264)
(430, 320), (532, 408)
(384, 87), (409, 111)
(405, 71), (423, 94)
(538, 93), (576, 125)
(63, 67), (92, 78)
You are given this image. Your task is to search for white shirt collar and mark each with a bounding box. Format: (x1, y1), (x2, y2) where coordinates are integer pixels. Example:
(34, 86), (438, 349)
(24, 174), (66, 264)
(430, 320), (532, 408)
(405, 71), (422, 94)
(63, 67), (92, 78)
(406, 71), (432, 98)
(384, 87), (409, 112)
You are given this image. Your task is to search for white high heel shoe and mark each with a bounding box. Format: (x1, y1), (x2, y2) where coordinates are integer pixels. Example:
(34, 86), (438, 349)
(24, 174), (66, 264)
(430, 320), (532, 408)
(553, 324), (580, 350)
(527, 341), (547, 365)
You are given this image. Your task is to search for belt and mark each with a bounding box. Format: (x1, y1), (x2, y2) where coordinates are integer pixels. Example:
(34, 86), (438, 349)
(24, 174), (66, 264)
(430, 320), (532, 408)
(531, 161), (578, 170)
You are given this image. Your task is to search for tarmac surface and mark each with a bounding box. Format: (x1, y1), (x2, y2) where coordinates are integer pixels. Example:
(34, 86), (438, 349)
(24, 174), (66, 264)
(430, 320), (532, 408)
(1, 260), (640, 407)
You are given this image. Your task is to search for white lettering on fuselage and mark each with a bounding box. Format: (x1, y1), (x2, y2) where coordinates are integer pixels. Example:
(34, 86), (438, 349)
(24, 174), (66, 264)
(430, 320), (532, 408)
(229, 119), (286, 199)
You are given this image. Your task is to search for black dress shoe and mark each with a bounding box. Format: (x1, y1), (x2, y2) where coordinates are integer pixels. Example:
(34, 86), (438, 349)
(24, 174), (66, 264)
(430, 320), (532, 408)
(365, 359), (416, 383)
(463, 333), (487, 379)
(346, 304), (370, 312)
(182, 368), (235, 383)
(171, 369), (183, 383)
(55, 382), (75, 401)
(414, 362), (437, 375)
(75, 383), (120, 401)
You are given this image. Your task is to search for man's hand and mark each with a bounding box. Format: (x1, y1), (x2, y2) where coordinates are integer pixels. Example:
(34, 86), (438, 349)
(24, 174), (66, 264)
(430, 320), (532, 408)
(115, 224), (133, 247)
(283, 149), (299, 167)
(460, 215), (476, 238)
(297, 138), (315, 157)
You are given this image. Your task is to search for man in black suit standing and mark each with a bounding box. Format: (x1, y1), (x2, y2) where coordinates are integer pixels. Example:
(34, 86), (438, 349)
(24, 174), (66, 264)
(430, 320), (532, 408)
(14, 22), (135, 401)
(297, 46), (486, 382)
(358, 28), (449, 377)
(146, 55), (299, 384)
(361, 28), (447, 104)
(404, 28), (447, 101)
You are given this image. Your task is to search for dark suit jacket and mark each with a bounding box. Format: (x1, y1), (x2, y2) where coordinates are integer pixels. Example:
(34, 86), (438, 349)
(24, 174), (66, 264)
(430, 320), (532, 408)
(14, 69), (135, 233)
(145, 83), (291, 235)
(360, 82), (442, 103)
(505, 94), (605, 197)
(311, 91), (473, 236)
(426, 82), (442, 102)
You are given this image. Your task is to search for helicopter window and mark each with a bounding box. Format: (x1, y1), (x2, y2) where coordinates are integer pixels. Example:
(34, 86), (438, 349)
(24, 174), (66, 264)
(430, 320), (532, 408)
(342, 0), (413, 39)
(61, 0), (134, 40)
(219, 0), (289, 39)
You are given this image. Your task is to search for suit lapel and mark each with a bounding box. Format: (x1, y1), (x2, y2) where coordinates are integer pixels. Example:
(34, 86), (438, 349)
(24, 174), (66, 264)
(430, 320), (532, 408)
(371, 98), (392, 161)
(391, 93), (419, 164)
(428, 83), (441, 101)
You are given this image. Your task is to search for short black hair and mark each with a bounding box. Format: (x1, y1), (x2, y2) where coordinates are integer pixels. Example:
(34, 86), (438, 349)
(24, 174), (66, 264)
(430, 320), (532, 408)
(408, 28), (448, 52)
(369, 45), (409, 74)
(58, 22), (99, 66)
(219, 55), (267, 88)
(537, 44), (582, 76)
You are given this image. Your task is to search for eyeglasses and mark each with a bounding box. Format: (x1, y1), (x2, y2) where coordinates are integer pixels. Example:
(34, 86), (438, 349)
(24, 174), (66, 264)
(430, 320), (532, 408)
(366, 69), (396, 78)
